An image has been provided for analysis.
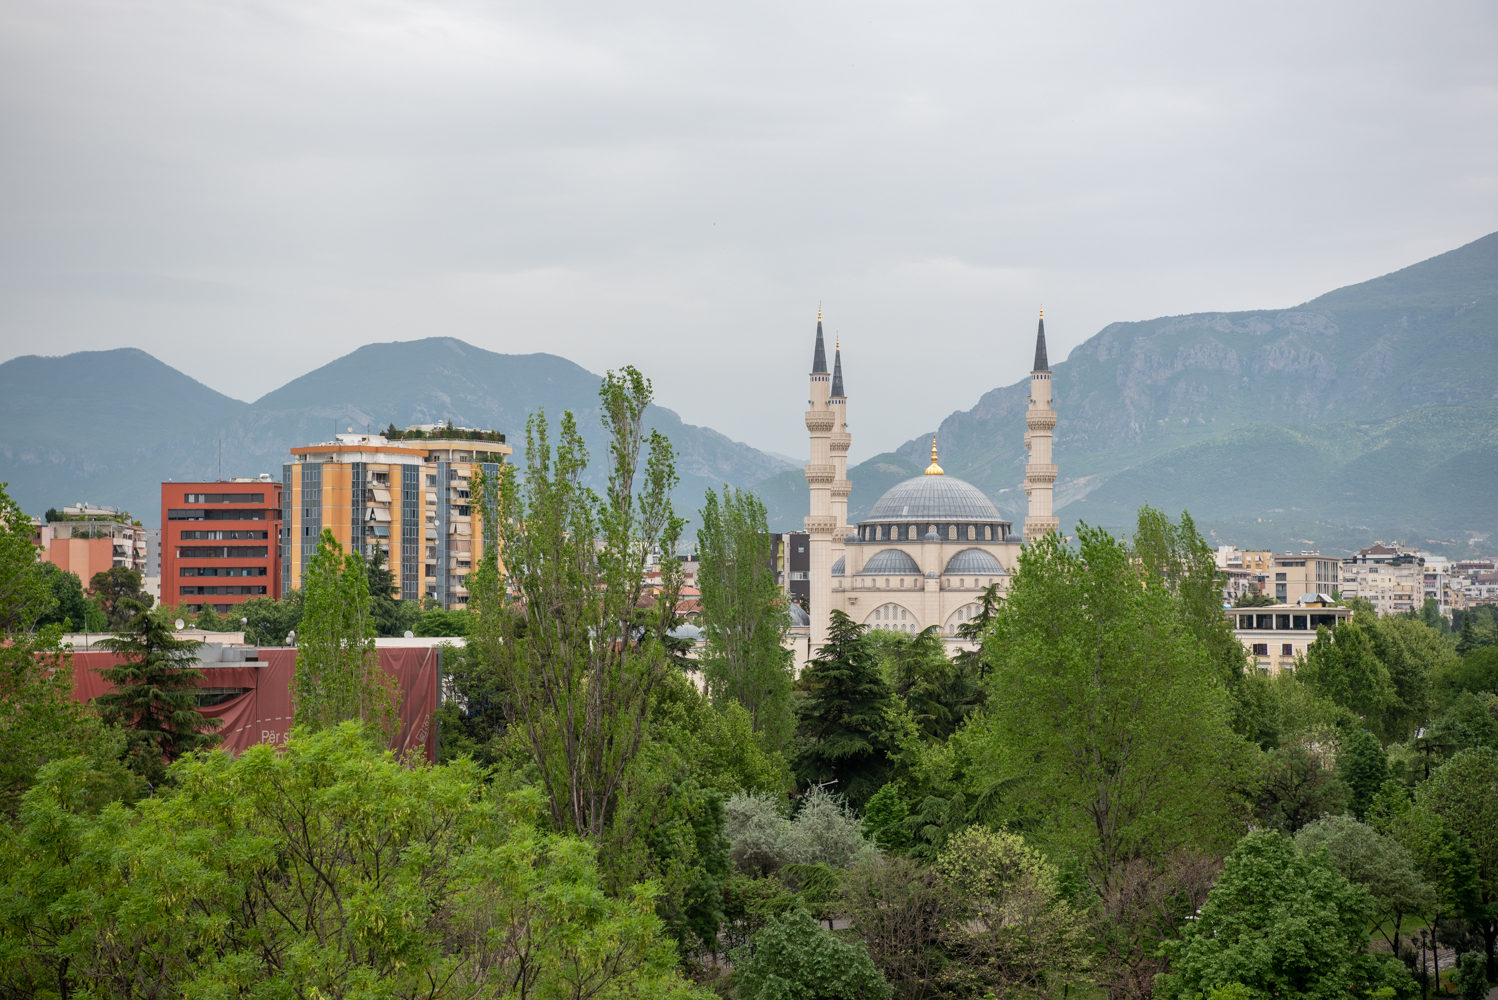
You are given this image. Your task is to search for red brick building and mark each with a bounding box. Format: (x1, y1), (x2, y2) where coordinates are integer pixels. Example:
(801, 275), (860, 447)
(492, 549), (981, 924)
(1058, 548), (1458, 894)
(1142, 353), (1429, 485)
(160, 478), (283, 613)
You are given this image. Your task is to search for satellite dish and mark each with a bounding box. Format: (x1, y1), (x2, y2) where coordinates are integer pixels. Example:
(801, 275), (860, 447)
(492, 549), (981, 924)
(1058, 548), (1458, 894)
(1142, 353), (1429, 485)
(241, 617), (248, 625)
(404, 630), (414, 639)
(175, 619), (185, 630)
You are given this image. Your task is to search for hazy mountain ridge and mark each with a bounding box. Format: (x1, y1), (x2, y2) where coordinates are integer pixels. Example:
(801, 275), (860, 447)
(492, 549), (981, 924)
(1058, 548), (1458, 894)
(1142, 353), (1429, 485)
(0, 338), (793, 528)
(887, 231), (1498, 551)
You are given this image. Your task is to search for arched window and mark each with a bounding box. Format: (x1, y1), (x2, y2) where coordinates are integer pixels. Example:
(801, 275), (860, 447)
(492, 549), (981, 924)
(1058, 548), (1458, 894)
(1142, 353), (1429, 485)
(967, 525), (975, 540)
(947, 525), (957, 540)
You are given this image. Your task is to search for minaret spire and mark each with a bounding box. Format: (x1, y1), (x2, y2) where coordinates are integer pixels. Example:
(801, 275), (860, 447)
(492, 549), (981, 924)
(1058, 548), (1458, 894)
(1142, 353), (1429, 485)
(831, 337), (844, 398)
(1024, 307), (1059, 542)
(812, 310), (828, 374)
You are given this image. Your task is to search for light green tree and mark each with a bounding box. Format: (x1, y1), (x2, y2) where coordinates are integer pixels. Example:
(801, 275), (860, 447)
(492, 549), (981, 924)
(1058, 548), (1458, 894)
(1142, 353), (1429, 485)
(1302, 620), (1397, 730)
(1295, 814), (1436, 956)
(293, 529), (399, 743)
(696, 485), (795, 749)
(1417, 748), (1498, 983)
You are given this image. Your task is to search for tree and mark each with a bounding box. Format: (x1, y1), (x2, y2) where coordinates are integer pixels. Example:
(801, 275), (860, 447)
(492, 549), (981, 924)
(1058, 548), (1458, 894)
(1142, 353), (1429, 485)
(976, 525), (1252, 901)
(1340, 727), (1390, 820)
(473, 367), (685, 844)
(934, 826), (1093, 1000)
(1234, 591), (1277, 608)
(365, 545), (420, 637)
(1295, 815), (1436, 956)
(696, 485), (795, 749)
(293, 529), (399, 742)
(730, 908), (891, 1000)
(94, 603), (221, 780)
(1133, 507), (1246, 688)
(0, 726), (704, 1000)
(193, 599), (225, 630)
(239, 590), (304, 645)
(31, 563), (90, 632)
(838, 854), (951, 1000)
(87, 566), (153, 629)
(794, 609), (898, 809)
(1302, 620), (1397, 730)
(1255, 737), (1347, 832)
(885, 627), (956, 740)
(1157, 831), (1413, 1000)
(1418, 748), (1498, 982)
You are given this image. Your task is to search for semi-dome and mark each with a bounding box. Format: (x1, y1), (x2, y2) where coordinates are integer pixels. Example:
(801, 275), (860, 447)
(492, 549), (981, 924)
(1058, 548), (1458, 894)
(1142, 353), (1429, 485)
(831, 556), (845, 577)
(944, 548), (1005, 575)
(866, 475), (1003, 523)
(858, 548), (922, 576)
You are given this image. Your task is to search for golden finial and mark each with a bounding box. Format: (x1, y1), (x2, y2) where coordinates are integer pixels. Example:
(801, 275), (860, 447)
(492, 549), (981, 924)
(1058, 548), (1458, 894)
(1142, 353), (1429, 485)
(818, 304), (822, 323)
(925, 435), (944, 476)
(835, 336), (840, 350)
(1039, 305), (1044, 319)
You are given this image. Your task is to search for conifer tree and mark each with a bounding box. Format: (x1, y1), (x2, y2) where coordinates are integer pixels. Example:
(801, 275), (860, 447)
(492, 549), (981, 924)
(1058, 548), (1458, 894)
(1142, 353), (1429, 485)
(293, 530), (399, 743)
(1337, 728), (1389, 820)
(95, 601), (221, 777)
(794, 609), (896, 808)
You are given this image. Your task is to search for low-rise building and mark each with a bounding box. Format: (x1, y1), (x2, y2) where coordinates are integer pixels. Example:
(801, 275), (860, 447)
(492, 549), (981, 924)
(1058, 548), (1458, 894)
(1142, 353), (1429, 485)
(160, 477), (283, 614)
(1215, 547), (1272, 602)
(1266, 552), (1342, 605)
(1227, 595), (1352, 674)
(32, 503), (149, 583)
(1340, 543), (1422, 615)
(283, 427), (512, 609)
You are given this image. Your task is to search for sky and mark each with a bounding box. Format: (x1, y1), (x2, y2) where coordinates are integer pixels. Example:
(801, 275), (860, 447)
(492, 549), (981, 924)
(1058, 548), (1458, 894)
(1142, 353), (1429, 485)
(1, 0), (1495, 463)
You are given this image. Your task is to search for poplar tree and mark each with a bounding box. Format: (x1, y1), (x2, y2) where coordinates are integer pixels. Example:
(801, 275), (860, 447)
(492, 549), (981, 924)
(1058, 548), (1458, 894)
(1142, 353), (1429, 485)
(292, 529), (399, 743)
(696, 485), (794, 749)
(474, 367), (685, 843)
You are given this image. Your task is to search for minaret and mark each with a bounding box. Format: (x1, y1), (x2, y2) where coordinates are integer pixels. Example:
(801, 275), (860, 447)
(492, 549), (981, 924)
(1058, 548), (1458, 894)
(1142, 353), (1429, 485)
(1024, 309), (1060, 542)
(805, 310), (837, 650)
(829, 338), (852, 569)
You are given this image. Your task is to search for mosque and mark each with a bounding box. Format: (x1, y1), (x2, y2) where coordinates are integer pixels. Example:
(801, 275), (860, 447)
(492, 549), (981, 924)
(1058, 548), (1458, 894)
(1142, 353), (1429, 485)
(802, 310), (1058, 649)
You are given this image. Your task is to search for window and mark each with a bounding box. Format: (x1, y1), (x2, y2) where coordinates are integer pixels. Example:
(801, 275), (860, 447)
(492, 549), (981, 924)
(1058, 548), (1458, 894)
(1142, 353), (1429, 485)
(1252, 643), (1268, 655)
(175, 546), (268, 558)
(948, 525), (957, 540)
(426, 475), (437, 486)
(184, 493), (264, 504)
(169, 509), (268, 521)
(1276, 584), (1287, 601)
(180, 567), (267, 577)
(1275, 573), (1287, 582)
(798, 545), (805, 553)
(967, 525), (975, 540)
(179, 530), (268, 540)
(1281, 644), (1293, 656)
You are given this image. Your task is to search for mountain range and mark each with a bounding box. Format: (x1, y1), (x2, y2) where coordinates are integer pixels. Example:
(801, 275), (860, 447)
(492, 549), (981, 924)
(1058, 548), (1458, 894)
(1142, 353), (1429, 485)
(0, 339), (792, 529)
(3, 231), (1494, 556)
(757, 231), (1498, 556)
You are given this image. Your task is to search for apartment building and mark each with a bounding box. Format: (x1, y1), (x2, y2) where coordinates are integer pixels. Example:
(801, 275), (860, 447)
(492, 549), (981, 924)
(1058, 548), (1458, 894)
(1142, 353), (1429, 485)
(282, 428), (511, 608)
(32, 503), (149, 583)
(161, 478), (282, 613)
(771, 531), (811, 610)
(1453, 560), (1498, 609)
(1227, 596), (1352, 674)
(1267, 552), (1341, 604)
(1340, 543), (1422, 615)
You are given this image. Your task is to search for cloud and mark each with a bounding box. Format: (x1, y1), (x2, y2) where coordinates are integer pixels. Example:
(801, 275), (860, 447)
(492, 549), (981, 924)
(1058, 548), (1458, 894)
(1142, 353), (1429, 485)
(0, 0), (1495, 459)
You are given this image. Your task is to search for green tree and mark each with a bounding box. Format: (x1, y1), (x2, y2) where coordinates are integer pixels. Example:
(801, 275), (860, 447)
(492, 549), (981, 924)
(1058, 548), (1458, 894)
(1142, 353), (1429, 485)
(795, 609), (898, 809)
(1418, 748), (1498, 982)
(1295, 814), (1436, 956)
(730, 908), (891, 1000)
(94, 603), (221, 781)
(293, 529), (399, 742)
(1457, 951), (1487, 1000)
(1363, 613), (1448, 739)
(239, 590), (304, 645)
(934, 826), (1092, 999)
(1340, 727), (1390, 820)
(414, 606), (471, 636)
(1133, 506), (1246, 688)
(31, 563), (90, 631)
(696, 485), (795, 749)
(193, 599), (225, 630)
(1419, 597), (1449, 633)
(87, 565), (152, 629)
(1234, 591), (1277, 608)
(1302, 620), (1397, 731)
(0, 726), (705, 1000)
(1255, 738), (1347, 832)
(472, 367), (686, 844)
(976, 526), (1252, 899)
(1157, 831), (1413, 1000)
(365, 545), (421, 637)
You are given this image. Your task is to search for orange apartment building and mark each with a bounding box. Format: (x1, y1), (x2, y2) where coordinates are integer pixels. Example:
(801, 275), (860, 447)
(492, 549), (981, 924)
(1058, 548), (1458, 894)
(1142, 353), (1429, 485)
(282, 428), (511, 608)
(160, 478), (283, 613)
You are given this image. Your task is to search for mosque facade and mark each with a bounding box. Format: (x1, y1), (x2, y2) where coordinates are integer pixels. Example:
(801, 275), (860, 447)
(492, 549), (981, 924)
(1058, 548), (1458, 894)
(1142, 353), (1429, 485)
(803, 312), (1058, 648)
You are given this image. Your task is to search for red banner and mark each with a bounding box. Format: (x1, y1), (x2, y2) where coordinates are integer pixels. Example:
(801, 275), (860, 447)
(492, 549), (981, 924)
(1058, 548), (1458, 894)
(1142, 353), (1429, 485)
(69, 647), (441, 761)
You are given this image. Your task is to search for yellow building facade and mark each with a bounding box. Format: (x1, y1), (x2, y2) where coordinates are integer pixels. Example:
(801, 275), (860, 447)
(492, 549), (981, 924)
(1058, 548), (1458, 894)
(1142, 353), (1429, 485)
(282, 429), (511, 608)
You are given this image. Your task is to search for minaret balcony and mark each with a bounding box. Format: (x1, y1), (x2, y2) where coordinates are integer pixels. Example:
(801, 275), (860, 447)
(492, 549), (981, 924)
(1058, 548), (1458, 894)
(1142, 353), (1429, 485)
(831, 479), (851, 499)
(1025, 464), (1058, 482)
(1026, 414), (1057, 430)
(804, 516), (838, 534)
(804, 411), (835, 432)
(804, 463), (835, 484)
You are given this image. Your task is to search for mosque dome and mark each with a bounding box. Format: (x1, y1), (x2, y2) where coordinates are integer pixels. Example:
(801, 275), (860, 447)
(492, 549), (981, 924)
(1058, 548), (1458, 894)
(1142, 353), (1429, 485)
(866, 475), (1003, 523)
(858, 548), (922, 575)
(831, 556), (845, 577)
(943, 548), (1005, 575)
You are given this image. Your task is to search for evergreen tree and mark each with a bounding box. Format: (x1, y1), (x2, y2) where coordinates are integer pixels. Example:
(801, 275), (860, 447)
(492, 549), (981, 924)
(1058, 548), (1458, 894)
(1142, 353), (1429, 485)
(1338, 727), (1389, 820)
(95, 602), (221, 779)
(886, 626), (955, 740)
(87, 566), (153, 629)
(293, 530), (399, 742)
(365, 546), (419, 637)
(1456, 611), (1481, 656)
(794, 609), (897, 808)
(696, 486), (794, 749)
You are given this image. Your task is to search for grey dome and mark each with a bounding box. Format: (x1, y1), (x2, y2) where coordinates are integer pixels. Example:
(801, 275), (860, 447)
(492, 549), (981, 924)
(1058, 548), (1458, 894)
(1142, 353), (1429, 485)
(831, 556), (845, 577)
(858, 548), (922, 575)
(790, 603), (811, 626)
(867, 475), (1003, 522)
(944, 548), (1005, 575)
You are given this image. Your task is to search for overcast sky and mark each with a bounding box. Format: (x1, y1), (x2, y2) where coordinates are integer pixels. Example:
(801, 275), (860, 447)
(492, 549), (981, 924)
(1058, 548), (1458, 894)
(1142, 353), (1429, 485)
(2, 0), (1495, 461)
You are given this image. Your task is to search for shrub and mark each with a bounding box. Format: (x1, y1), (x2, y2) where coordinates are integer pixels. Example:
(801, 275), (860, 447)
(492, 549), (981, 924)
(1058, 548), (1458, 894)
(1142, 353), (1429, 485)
(730, 908), (891, 1000)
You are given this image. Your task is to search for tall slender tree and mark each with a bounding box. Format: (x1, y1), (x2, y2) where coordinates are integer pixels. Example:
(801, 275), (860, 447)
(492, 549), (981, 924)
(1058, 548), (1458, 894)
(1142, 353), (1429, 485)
(293, 529), (399, 743)
(696, 485), (794, 749)
(473, 367), (685, 844)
